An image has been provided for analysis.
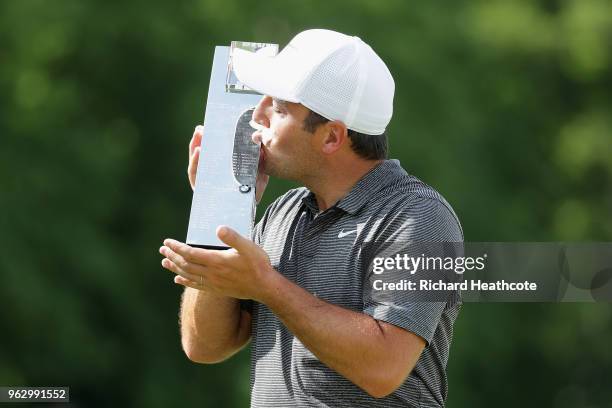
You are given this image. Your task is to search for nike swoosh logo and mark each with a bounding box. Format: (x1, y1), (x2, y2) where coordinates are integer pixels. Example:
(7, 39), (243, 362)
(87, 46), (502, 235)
(338, 229), (358, 238)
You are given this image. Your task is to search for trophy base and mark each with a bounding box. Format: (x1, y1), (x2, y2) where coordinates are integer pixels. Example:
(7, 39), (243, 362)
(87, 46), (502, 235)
(187, 243), (230, 250)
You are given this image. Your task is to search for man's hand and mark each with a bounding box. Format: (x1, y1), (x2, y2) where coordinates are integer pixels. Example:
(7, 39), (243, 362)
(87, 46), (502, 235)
(161, 226), (424, 396)
(160, 225), (277, 301)
(187, 125), (203, 191)
(187, 125), (270, 203)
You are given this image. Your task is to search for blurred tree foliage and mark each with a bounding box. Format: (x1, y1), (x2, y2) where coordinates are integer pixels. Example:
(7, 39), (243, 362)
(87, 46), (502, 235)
(1, 0), (611, 407)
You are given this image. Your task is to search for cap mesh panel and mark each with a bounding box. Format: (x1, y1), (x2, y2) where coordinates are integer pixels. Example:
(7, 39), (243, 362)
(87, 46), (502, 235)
(299, 46), (360, 126)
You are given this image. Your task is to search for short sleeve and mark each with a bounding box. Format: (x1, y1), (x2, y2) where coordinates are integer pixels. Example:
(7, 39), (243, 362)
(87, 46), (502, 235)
(251, 218), (264, 246)
(364, 301), (445, 345)
(362, 197), (464, 345)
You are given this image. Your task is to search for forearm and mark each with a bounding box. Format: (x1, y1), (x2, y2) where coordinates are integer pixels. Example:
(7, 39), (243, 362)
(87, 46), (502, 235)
(258, 270), (418, 397)
(180, 288), (250, 363)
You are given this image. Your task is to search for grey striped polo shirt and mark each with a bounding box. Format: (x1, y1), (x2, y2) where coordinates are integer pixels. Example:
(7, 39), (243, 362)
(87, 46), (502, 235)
(245, 159), (464, 407)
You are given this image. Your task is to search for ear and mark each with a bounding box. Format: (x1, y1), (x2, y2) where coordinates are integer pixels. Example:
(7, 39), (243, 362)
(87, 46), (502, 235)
(320, 121), (348, 155)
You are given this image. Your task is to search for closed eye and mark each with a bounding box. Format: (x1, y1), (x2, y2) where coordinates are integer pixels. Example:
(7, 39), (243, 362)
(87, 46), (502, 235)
(272, 98), (289, 115)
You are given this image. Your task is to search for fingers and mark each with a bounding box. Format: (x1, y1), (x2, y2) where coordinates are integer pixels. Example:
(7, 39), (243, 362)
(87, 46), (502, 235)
(161, 257), (203, 283)
(188, 125), (203, 190)
(159, 237), (213, 289)
(189, 125), (203, 157)
(159, 240), (217, 284)
(174, 275), (206, 291)
(163, 239), (218, 265)
(161, 242), (192, 267)
(216, 226), (254, 254)
(188, 146), (200, 190)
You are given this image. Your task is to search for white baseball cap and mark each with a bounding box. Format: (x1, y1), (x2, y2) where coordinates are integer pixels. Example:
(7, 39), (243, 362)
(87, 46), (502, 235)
(232, 29), (394, 136)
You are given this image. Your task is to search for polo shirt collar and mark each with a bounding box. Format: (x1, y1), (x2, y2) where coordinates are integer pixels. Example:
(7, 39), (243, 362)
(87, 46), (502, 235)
(302, 159), (406, 215)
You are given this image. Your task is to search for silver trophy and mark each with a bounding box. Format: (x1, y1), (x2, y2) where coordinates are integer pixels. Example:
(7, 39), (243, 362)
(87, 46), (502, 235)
(186, 41), (279, 249)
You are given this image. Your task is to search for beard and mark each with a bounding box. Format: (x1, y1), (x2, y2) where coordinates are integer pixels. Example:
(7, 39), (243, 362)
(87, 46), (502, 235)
(262, 157), (291, 180)
(260, 150), (304, 182)
(258, 138), (320, 184)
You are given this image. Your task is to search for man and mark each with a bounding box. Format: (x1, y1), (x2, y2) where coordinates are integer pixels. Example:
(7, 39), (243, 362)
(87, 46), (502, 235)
(160, 29), (463, 407)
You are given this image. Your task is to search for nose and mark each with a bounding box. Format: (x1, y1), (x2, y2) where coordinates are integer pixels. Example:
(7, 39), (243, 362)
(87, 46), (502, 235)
(252, 95), (272, 128)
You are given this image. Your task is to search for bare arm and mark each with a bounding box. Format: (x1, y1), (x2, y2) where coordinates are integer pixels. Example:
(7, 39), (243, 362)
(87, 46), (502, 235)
(162, 229), (426, 397)
(179, 287), (251, 363)
(260, 269), (426, 398)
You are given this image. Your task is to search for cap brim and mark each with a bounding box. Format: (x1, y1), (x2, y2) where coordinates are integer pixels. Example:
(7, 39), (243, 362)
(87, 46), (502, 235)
(232, 47), (301, 103)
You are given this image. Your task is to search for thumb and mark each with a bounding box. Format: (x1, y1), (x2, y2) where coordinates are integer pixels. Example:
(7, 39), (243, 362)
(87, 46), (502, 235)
(216, 225), (254, 253)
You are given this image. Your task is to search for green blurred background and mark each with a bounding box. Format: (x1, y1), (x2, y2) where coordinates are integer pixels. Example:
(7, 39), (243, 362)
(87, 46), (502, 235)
(1, 0), (611, 406)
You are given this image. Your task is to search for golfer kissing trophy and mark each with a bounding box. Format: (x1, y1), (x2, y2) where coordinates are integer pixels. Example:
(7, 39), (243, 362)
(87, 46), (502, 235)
(186, 41), (279, 249)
